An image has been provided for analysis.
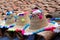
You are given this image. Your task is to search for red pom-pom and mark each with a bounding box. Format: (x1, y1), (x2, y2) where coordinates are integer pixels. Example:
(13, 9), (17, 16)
(16, 29), (25, 35)
(45, 26), (56, 32)
(39, 15), (43, 19)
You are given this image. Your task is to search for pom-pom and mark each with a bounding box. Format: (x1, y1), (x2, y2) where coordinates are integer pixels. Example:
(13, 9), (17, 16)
(9, 24), (15, 28)
(23, 24), (30, 30)
(33, 28), (45, 34)
(39, 15), (43, 19)
(16, 29), (25, 35)
(32, 10), (42, 14)
(21, 18), (25, 22)
(50, 21), (56, 24)
(24, 11), (28, 15)
(50, 18), (55, 21)
(6, 11), (14, 16)
(19, 14), (24, 16)
(3, 26), (8, 28)
(45, 27), (56, 31)
(29, 15), (32, 19)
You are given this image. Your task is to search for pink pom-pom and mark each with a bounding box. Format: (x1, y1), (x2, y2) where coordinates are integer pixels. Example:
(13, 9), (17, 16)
(24, 11), (28, 15)
(16, 29), (25, 35)
(21, 30), (25, 35)
(45, 26), (56, 32)
(32, 9), (37, 12)
(16, 29), (21, 32)
(39, 15), (43, 19)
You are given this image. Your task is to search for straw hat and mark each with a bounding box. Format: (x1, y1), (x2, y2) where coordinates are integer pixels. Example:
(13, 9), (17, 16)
(16, 11), (30, 28)
(5, 12), (15, 25)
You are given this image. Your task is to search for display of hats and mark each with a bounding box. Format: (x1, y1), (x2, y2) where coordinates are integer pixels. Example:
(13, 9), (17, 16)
(0, 0), (60, 40)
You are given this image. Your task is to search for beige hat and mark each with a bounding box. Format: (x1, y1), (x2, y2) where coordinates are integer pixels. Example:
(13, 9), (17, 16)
(16, 11), (30, 28)
(5, 14), (15, 25)
(24, 9), (49, 35)
(30, 9), (48, 29)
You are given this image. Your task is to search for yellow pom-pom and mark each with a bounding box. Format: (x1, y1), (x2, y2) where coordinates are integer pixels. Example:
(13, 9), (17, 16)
(21, 18), (25, 22)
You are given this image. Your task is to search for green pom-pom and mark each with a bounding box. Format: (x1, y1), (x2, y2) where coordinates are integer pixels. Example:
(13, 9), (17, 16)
(21, 18), (25, 22)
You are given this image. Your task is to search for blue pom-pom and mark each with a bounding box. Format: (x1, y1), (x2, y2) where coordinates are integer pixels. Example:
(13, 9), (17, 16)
(23, 24), (30, 30)
(29, 15), (32, 19)
(9, 24), (15, 28)
(55, 18), (60, 20)
(6, 12), (11, 15)
(50, 18), (60, 21)
(33, 28), (45, 34)
(3, 26), (8, 28)
(39, 10), (43, 13)
(6, 11), (14, 16)
(50, 18), (55, 21)
(50, 21), (56, 24)
(19, 14), (24, 16)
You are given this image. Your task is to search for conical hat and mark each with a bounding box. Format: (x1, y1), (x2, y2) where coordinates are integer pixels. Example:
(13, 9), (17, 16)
(5, 14), (15, 25)
(30, 9), (48, 29)
(23, 9), (49, 35)
(16, 11), (30, 28)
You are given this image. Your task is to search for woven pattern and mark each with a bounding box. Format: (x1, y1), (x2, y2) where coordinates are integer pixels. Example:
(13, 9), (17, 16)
(0, 0), (60, 15)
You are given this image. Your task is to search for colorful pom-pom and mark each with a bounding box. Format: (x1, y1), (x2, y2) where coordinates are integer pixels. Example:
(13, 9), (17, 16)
(50, 18), (55, 21)
(9, 24), (16, 28)
(0, 25), (8, 28)
(55, 18), (60, 20)
(50, 21), (56, 24)
(21, 30), (25, 35)
(0, 25), (2, 28)
(50, 18), (60, 21)
(29, 15), (32, 19)
(33, 28), (45, 34)
(6, 11), (14, 16)
(16, 29), (25, 35)
(45, 26), (56, 31)
(21, 18), (25, 22)
(39, 15), (43, 19)
(32, 9), (42, 14)
(3, 26), (8, 28)
(24, 11), (28, 15)
(19, 14), (24, 16)
(23, 24), (30, 30)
